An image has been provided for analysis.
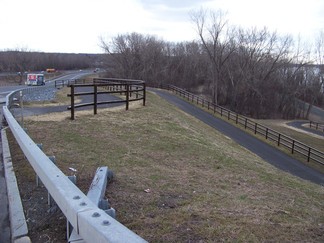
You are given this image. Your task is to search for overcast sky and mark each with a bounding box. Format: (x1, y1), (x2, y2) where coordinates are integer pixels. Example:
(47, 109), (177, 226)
(0, 0), (323, 53)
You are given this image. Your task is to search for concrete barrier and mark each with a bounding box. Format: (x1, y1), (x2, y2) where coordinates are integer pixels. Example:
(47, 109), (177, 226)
(2, 128), (31, 243)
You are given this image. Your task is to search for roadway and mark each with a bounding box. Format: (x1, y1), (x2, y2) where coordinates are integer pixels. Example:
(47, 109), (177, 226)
(153, 89), (324, 185)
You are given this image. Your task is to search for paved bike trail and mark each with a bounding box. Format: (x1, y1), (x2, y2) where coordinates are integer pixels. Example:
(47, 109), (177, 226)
(153, 89), (324, 186)
(287, 120), (324, 137)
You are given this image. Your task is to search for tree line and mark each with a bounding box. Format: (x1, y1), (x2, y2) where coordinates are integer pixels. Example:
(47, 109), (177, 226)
(100, 10), (324, 119)
(0, 49), (104, 73)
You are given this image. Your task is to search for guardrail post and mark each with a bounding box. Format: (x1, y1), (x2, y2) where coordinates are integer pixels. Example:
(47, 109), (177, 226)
(48, 156), (56, 207)
(265, 128), (268, 139)
(68, 167), (116, 242)
(278, 134), (281, 146)
(292, 140), (295, 154)
(36, 143), (43, 186)
(66, 175), (77, 240)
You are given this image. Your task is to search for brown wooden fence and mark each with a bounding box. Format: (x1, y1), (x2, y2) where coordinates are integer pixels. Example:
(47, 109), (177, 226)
(67, 78), (146, 120)
(166, 85), (324, 166)
(309, 121), (324, 133)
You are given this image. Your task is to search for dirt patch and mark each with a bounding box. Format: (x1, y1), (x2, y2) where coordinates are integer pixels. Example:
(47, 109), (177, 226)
(25, 101), (143, 122)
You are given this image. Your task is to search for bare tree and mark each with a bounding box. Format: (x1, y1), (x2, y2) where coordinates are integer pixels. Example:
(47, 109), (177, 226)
(100, 33), (166, 84)
(190, 8), (236, 104)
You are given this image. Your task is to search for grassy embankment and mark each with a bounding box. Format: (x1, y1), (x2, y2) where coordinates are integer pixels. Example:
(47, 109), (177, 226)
(175, 94), (324, 173)
(9, 88), (324, 242)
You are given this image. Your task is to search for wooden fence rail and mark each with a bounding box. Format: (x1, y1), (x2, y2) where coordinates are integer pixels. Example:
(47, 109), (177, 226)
(166, 85), (324, 166)
(309, 121), (324, 132)
(68, 78), (146, 120)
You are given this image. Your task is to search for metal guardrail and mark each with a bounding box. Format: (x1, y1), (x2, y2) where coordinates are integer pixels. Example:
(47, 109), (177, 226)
(167, 85), (324, 166)
(3, 86), (147, 243)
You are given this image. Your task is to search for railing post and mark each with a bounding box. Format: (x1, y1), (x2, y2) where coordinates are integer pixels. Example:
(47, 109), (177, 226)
(254, 123), (257, 134)
(94, 84), (97, 115)
(71, 85), (75, 120)
(143, 83), (146, 106)
(307, 148), (311, 162)
(235, 114), (238, 124)
(278, 133), (281, 146)
(265, 128), (268, 139)
(126, 84), (129, 110)
(291, 140), (295, 154)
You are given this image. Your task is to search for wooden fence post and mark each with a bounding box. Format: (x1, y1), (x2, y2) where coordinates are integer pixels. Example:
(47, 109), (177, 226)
(307, 148), (311, 162)
(143, 83), (146, 106)
(126, 84), (129, 110)
(94, 85), (97, 115)
(71, 85), (75, 120)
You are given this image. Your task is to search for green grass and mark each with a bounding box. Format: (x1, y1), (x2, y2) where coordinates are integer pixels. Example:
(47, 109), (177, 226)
(9, 89), (324, 242)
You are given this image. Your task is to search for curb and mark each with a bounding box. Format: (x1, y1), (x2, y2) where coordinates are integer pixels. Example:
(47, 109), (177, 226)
(1, 128), (31, 243)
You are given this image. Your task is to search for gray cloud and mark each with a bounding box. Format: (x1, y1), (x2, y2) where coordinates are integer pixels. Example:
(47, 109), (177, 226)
(139, 0), (212, 22)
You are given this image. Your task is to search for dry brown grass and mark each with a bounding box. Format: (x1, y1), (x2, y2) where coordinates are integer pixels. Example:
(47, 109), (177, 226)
(9, 90), (324, 242)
